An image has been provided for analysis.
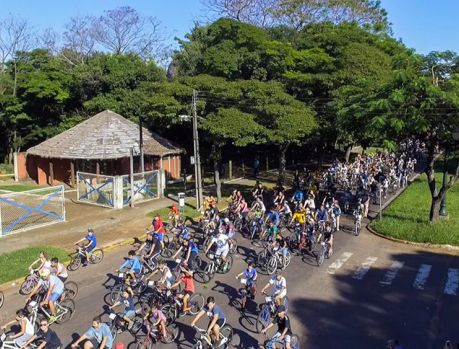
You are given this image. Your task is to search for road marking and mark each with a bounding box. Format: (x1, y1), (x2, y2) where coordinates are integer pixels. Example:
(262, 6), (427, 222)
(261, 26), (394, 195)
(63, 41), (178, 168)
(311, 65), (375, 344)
(380, 261), (404, 286)
(327, 252), (354, 274)
(444, 268), (459, 295)
(352, 256), (378, 280)
(413, 264), (432, 290)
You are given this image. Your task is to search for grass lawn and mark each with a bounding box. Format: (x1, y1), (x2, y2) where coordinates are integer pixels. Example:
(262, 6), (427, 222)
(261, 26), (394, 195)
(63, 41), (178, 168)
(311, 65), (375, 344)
(371, 172), (459, 245)
(0, 246), (69, 284)
(0, 183), (43, 192)
(147, 201), (202, 222)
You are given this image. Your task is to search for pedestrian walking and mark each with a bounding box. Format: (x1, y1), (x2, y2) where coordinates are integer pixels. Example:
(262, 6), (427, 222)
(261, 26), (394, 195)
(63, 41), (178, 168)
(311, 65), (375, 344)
(253, 156), (260, 178)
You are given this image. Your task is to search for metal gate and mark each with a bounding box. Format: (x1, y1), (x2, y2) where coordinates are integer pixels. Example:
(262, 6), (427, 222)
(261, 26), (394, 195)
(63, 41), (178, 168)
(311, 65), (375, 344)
(122, 170), (160, 206)
(77, 172), (115, 208)
(0, 185), (66, 237)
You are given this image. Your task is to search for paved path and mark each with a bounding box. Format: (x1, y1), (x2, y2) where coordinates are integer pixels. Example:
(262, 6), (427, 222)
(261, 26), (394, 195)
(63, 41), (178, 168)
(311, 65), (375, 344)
(1, 218), (458, 349)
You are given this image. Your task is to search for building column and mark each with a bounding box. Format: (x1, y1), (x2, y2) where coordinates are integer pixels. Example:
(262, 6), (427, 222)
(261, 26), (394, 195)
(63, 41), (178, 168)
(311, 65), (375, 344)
(49, 161), (54, 185)
(70, 161), (75, 187)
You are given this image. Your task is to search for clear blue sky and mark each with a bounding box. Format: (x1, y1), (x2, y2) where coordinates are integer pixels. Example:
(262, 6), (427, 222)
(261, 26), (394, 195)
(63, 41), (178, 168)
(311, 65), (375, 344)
(2, 0), (458, 54)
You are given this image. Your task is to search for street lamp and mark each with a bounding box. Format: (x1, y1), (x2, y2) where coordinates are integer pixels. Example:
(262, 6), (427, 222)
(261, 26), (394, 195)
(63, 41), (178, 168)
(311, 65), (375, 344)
(439, 127), (459, 216)
(130, 141), (140, 208)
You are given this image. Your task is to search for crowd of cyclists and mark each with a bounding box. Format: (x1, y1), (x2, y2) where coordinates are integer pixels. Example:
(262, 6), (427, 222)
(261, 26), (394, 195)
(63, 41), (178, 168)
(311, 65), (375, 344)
(1, 140), (425, 349)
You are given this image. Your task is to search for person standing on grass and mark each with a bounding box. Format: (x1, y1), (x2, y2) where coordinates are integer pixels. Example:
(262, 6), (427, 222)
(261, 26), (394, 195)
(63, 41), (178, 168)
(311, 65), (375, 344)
(253, 157), (260, 178)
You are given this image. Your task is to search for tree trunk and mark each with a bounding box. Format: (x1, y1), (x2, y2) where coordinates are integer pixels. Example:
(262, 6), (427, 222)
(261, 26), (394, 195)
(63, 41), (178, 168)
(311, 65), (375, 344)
(345, 144), (353, 163)
(278, 144), (289, 184)
(13, 61), (18, 97)
(429, 198), (441, 223)
(211, 143), (222, 200)
(425, 143), (439, 223)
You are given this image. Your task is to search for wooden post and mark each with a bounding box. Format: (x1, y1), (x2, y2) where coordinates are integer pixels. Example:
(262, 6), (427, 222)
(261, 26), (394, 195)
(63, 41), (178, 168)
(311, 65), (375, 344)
(229, 160), (232, 180)
(96, 161), (100, 176)
(49, 161), (54, 185)
(70, 161), (75, 187)
(266, 155), (269, 171)
(242, 160), (245, 177)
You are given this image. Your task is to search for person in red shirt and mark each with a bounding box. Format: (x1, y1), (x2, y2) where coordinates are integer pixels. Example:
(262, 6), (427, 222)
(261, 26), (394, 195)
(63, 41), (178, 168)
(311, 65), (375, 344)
(149, 214), (165, 249)
(170, 264), (195, 314)
(169, 204), (180, 227)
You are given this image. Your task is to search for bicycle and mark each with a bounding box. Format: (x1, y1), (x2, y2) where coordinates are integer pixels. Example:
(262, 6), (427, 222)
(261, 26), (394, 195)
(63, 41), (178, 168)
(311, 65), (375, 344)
(353, 211), (362, 236)
(0, 290), (4, 309)
(135, 320), (179, 349)
(67, 245), (104, 271)
(195, 253), (233, 284)
(316, 241), (332, 266)
(109, 271), (148, 305)
(256, 295), (289, 333)
(234, 277), (256, 312)
(1, 332), (38, 349)
(27, 294), (75, 329)
(262, 333), (300, 349)
(19, 270), (40, 295)
(108, 312), (143, 340)
(191, 324), (233, 349)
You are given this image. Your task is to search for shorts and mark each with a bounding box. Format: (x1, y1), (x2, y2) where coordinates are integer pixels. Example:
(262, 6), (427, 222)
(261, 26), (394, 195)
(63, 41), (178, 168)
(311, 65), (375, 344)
(89, 338), (109, 349)
(215, 246), (229, 258)
(209, 318), (226, 328)
(50, 291), (63, 302)
(156, 233), (164, 241)
(274, 289), (287, 299)
(86, 245), (95, 252)
(275, 333), (291, 344)
(280, 248), (288, 257)
(58, 276), (68, 283)
(182, 290), (193, 296)
(14, 333), (33, 346)
(123, 310), (136, 319)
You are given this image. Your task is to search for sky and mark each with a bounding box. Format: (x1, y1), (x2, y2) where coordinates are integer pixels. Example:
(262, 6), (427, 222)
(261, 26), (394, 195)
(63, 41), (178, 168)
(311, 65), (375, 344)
(1, 0), (458, 55)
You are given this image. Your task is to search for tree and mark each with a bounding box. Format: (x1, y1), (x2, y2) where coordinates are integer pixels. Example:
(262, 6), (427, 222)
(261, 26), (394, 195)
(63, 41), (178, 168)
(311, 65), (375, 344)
(62, 15), (97, 65)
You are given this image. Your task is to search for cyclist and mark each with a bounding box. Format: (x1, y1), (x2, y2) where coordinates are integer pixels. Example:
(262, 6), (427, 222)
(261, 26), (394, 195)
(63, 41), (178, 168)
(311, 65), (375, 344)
(261, 221), (278, 242)
(273, 234), (288, 269)
(331, 200), (342, 232)
(137, 232), (155, 257)
(304, 191), (316, 210)
(74, 229), (97, 266)
(316, 204), (327, 231)
(191, 296), (227, 346)
(235, 262), (257, 309)
(261, 271), (287, 306)
(1, 309), (34, 346)
(169, 204), (180, 227)
(27, 269), (65, 322)
(28, 251), (50, 273)
(205, 229), (230, 264)
(146, 259), (175, 288)
(252, 181), (264, 201)
(149, 215), (165, 249)
(22, 318), (62, 349)
(117, 250), (142, 286)
(290, 202), (306, 228)
(71, 316), (114, 349)
(50, 257), (68, 283)
(109, 291), (136, 330)
(143, 304), (167, 339)
(291, 188), (304, 208)
(265, 206), (280, 227)
(261, 305), (292, 349)
(172, 238), (199, 270)
(251, 196), (266, 215)
(170, 264), (195, 314)
(318, 222), (334, 257)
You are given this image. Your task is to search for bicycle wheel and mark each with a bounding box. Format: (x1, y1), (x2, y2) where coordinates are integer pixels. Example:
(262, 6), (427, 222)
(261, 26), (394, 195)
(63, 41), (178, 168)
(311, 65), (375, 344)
(291, 335), (300, 349)
(67, 255), (82, 271)
(316, 248), (325, 266)
(191, 343), (203, 349)
(109, 284), (124, 305)
(220, 255), (233, 274)
(90, 249), (104, 264)
(355, 222), (361, 236)
(56, 299), (75, 323)
(131, 315), (143, 334)
(189, 293), (205, 315)
(255, 307), (271, 333)
(220, 324), (233, 347)
(134, 335), (152, 349)
(19, 278), (35, 295)
(161, 303), (177, 325)
(0, 291), (4, 309)
(229, 238), (238, 255)
(283, 250), (292, 269)
(162, 323), (179, 343)
(64, 281), (78, 300)
(266, 257), (277, 275)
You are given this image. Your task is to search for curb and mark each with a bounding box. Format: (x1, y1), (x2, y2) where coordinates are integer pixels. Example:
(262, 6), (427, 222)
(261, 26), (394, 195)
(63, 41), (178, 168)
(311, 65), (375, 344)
(366, 224), (459, 252)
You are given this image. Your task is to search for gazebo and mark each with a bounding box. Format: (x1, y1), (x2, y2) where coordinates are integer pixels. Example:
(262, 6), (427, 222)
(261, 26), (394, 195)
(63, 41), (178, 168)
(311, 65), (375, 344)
(19, 110), (183, 186)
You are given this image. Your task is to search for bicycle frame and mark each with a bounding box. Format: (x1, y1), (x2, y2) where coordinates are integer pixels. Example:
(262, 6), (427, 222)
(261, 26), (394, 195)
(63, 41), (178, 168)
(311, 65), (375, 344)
(28, 299), (68, 324)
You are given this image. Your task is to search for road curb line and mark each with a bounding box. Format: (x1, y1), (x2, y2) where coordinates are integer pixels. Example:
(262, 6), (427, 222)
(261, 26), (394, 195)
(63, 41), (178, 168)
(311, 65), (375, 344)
(366, 223), (459, 252)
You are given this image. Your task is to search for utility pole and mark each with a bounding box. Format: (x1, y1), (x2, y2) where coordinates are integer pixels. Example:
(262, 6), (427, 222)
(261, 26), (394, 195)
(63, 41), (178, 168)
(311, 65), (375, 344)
(192, 89), (203, 211)
(130, 147), (135, 207)
(139, 116), (145, 176)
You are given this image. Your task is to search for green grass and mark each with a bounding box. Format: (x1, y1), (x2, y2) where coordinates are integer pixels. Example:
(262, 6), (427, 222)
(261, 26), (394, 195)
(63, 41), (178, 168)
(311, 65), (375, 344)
(0, 184), (43, 192)
(371, 172), (459, 245)
(147, 201), (202, 222)
(0, 246), (70, 284)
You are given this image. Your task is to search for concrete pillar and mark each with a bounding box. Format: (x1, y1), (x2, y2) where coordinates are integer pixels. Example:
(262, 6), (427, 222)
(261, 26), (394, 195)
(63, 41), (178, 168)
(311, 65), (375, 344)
(14, 152), (19, 182)
(70, 161), (75, 187)
(49, 161), (54, 185)
(113, 176), (124, 209)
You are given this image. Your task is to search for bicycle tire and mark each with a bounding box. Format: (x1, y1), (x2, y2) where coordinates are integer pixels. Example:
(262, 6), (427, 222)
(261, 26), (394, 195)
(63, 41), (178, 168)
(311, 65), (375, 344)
(109, 284), (124, 305)
(0, 291), (4, 309)
(64, 281), (79, 299)
(191, 343), (203, 349)
(220, 324), (233, 347)
(189, 293), (205, 315)
(220, 255), (233, 274)
(255, 307), (271, 333)
(90, 249), (104, 264)
(56, 299), (75, 323)
(134, 335), (152, 349)
(291, 334), (300, 349)
(229, 238), (238, 255)
(67, 256), (82, 271)
(19, 278), (35, 295)
(162, 323), (179, 343)
(266, 257), (277, 275)
(316, 249), (325, 266)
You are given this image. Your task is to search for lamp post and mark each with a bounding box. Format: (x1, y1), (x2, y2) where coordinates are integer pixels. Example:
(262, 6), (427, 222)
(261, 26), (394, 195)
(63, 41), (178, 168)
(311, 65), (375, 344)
(179, 90), (203, 211)
(130, 142), (140, 208)
(439, 128), (459, 216)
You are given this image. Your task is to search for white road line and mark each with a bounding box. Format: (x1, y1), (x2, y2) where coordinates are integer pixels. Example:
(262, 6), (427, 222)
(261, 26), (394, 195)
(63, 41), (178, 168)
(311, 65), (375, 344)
(413, 264), (432, 290)
(352, 256), (378, 280)
(444, 268), (459, 295)
(380, 261), (404, 286)
(327, 252), (354, 275)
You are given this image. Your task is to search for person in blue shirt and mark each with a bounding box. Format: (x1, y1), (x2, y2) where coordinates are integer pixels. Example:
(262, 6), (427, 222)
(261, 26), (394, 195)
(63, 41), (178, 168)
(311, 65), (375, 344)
(191, 296), (227, 347)
(75, 228), (97, 266)
(173, 239), (200, 271)
(71, 316), (113, 349)
(117, 250), (142, 285)
(316, 204), (328, 223)
(109, 291), (136, 330)
(265, 207), (280, 226)
(291, 189), (304, 206)
(235, 261), (258, 309)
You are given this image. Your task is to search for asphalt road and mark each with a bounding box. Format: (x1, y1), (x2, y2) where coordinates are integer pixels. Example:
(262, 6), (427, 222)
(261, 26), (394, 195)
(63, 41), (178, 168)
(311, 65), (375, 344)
(2, 216), (459, 349)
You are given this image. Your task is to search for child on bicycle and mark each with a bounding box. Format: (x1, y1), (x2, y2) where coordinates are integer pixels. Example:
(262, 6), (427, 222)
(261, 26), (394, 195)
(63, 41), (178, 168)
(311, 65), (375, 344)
(74, 228), (97, 266)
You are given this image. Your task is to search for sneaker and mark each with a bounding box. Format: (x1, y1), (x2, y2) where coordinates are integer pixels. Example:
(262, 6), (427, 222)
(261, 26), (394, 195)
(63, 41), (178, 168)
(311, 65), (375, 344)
(49, 315), (57, 323)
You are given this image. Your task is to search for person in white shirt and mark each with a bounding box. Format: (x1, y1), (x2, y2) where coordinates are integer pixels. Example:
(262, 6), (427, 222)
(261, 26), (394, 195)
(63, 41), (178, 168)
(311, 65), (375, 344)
(1, 309), (35, 346)
(261, 271), (287, 306)
(206, 230), (230, 263)
(50, 257), (68, 282)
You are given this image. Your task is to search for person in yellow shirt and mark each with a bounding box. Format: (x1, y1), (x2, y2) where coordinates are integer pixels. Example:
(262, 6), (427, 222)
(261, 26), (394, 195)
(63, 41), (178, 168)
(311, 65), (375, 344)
(290, 203), (306, 227)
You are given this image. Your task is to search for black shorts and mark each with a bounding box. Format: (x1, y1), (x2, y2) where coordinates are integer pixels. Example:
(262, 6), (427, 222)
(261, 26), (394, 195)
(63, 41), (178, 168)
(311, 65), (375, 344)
(183, 290), (193, 296)
(89, 338), (109, 349)
(210, 318), (226, 328)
